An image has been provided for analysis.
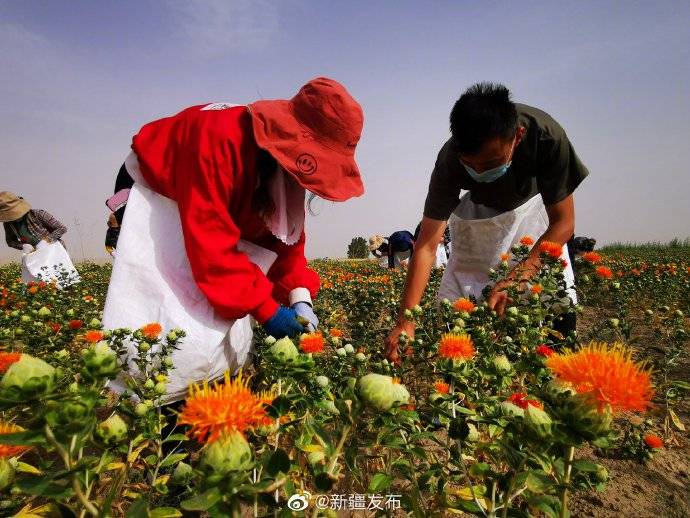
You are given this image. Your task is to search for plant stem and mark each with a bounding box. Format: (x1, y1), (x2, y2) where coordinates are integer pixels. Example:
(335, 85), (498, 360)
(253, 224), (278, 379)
(559, 446), (575, 518)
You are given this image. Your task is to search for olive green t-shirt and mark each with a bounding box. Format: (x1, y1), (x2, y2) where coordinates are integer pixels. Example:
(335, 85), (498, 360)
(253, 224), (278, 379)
(423, 103), (589, 219)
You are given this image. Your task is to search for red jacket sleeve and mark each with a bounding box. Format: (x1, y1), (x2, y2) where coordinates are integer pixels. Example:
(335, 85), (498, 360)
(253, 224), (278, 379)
(266, 231), (320, 304)
(173, 159), (280, 322)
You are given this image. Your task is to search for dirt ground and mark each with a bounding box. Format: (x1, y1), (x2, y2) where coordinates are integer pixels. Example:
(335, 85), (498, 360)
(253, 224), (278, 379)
(569, 307), (690, 518)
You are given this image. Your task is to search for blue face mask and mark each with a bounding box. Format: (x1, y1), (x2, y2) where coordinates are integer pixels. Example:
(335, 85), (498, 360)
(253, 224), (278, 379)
(461, 160), (511, 183)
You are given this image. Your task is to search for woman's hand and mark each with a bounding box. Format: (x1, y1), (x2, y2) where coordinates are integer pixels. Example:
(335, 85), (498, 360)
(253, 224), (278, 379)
(291, 302), (318, 332)
(262, 306), (304, 338)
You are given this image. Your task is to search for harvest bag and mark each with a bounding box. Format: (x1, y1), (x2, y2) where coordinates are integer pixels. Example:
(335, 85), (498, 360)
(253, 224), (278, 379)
(438, 193), (576, 305)
(21, 240), (80, 288)
(104, 180), (277, 403)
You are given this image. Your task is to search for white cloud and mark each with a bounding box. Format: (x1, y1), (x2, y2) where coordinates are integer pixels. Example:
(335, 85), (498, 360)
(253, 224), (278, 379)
(166, 0), (279, 55)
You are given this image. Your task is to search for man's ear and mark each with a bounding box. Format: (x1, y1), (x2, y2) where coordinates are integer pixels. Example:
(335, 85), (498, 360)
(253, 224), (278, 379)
(516, 126), (527, 142)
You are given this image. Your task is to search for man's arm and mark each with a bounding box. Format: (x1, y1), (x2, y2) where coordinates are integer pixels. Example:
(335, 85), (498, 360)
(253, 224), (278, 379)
(486, 194), (575, 315)
(385, 217), (447, 363)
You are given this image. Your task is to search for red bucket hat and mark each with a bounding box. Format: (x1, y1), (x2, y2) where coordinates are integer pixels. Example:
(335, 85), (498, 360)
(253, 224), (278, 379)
(248, 77), (364, 202)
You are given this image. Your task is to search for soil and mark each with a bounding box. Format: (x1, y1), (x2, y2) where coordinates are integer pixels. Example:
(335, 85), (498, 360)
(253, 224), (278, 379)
(569, 307), (690, 518)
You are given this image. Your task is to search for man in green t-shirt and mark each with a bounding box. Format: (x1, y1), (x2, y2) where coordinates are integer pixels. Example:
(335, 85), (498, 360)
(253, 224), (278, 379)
(385, 83), (589, 363)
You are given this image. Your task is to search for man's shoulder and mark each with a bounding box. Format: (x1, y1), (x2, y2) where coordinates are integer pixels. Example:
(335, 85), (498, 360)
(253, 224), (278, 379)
(516, 103), (567, 140)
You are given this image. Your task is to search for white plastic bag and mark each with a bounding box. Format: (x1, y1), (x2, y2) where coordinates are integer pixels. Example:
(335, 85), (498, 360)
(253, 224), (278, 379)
(21, 240), (80, 288)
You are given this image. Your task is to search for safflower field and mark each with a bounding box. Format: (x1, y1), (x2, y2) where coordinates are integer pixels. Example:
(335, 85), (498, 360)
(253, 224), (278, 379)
(0, 242), (688, 517)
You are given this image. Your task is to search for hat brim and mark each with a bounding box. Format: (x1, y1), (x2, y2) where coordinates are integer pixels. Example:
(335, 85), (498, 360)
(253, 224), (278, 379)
(0, 200), (30, 222)
(248, 100), (364, 202)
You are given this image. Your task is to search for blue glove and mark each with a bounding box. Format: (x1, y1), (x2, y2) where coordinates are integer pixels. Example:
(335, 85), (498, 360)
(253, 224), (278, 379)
(263, 306), (304, 338)
(292, 302), (319, 332)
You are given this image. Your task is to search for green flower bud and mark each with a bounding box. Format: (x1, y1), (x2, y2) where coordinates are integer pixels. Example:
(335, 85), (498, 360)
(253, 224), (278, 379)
(0, 458), (15, 491)
(154, 382), (167, 395)
(173, 461), (193, 484)
(413, 305), (423, 315)
(82, 342), (119, 379)
(492, 355), (512, 373)
(0, 354), (56, 399)
(344, 343), (355, 354)
(318, 399), (340, 415)
(506, 306), (519, 317)
(594, 464), (609, 483)
(336, 347), (346, 357)
(201, 432), (253, 475)
(37, 306), (51, 318)
(144, 379), (155, 390)
(66, 309), (75, 317)
(163, 357), (174, 368)
(315, 375), (329, 388)
(96, 414), (128, 445)
(88, 318), (101, 328)
(524, 405), (552, 439)
(563, 394), (612, 440)
(166, 331), (178, 341)
(500, 401), (525, 418)
(357, 374), (410, 412)
(138, 342), (150, 353)
(608, 318), (620, 328)
(264, 335), (277, 346)
(268, 337), (299, 363)
(134, 403), (149, 416)
(355, 352), (367, 362)
(20, 315), (31, 323)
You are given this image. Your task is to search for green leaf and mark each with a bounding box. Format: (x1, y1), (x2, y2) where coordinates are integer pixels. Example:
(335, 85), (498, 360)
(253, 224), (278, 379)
(266, 395), (291, 418)
(159, 453), (187, 468)
(15, 476), (73, 498)
(266, 449), (291, 477)
(572, 460), (599, 473)
(149, 508), (183, 518)
(181, 487), (222, 511)
(368, 472), (394, 493)
(163, 433), (189, 443)
(124, 497), (149, 518)
(0, 430), (46, 446)
(525, 470), (554, 493)
(527, 495), (561, 518)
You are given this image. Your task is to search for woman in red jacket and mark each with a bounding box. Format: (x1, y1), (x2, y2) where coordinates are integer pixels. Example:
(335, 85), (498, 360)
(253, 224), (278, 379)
(103, 78), (364, 402)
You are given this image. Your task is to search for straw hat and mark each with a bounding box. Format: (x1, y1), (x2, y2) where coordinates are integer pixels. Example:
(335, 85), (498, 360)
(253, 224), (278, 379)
(248, 77), (364, 202)
(368, 234), (386, 251)
(0, 191), (31, 222)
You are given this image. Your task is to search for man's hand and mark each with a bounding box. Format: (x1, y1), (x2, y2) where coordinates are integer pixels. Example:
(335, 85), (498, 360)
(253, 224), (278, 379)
(487, 279), (512, 316)
(385, 319), (416, 365)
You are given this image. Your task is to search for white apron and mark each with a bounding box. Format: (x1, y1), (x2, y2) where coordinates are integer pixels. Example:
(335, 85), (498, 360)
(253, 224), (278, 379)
(104, 175), (277, 403)
(438, 193), (577, 305)
(434, 244), (448, 268)
(21, 240), (80, 288)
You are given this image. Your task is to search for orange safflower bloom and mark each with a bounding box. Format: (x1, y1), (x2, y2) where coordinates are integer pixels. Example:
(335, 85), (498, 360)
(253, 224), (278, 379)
(300, 332), (325, 353)
(500, 252), (511, 262)
(582, 251), (602, 264)
(433, 380), (450, 394)
(0, 352), (22, 374)
(453, 298), (476, 313)
(507, 392), (543, 410)
(530, 284), (543, 294)
(28, 286), (38, 295)
(178, 371), (274, 444)
(84, 330), (104, 343)
(538, 241), (563, 259)
(329, 328), (344, 338)
(83, 295), (94, 302)
(519, 236), (534, 246)
(546, 342), (654, 413)
(644, 434), (663, 449)
(0, 422), (31, 458)
(141, 323), (162, 340)
(68, 319), (83, 330)
(438, 333), (475, 360)
(596, 266), (613, 279)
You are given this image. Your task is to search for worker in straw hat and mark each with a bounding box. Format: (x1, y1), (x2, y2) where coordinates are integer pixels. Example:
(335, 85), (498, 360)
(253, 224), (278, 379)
(369, 231), (415, 269)
(103, 77), (365, 402)
(1, 191), (67, 251)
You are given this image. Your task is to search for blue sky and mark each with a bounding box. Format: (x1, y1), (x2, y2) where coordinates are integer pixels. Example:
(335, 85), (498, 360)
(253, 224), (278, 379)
(1, 0), (689, 261)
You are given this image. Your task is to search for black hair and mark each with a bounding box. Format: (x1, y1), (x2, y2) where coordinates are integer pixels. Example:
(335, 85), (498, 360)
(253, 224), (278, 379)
(449, 82), (518, 155)
(253, 148), (319, 218)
